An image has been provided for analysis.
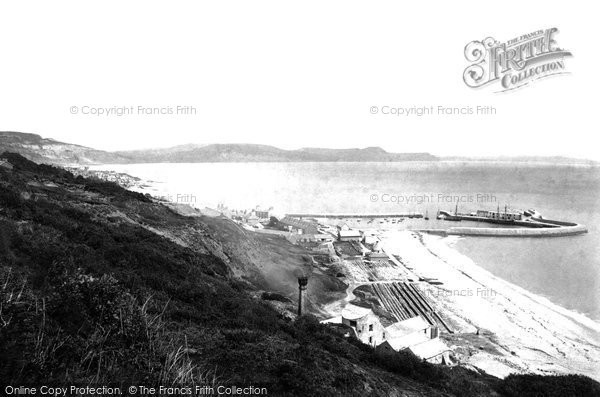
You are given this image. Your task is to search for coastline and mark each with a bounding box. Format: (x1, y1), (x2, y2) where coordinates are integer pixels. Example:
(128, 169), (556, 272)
(380, 230), (600, 380)
(78, 163), (600, 380)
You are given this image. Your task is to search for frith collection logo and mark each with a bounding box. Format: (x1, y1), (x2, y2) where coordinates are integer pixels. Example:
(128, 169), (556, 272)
(463, 28), (572, 92)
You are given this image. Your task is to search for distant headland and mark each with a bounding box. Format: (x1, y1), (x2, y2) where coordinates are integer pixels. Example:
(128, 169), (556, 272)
(1, 131), (597, 166)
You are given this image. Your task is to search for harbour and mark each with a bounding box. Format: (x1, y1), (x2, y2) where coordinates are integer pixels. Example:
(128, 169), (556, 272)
(88, 161), (600, 323)
(430, 205), (588, 236)
(285, 212), (423, 219)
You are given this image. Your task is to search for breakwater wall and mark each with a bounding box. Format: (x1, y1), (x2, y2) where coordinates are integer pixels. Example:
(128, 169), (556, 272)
(287, 212), (423, 219)
(416, 224), (588, 237)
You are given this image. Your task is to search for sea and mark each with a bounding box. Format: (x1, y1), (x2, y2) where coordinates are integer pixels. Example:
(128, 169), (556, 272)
(90, 161), (600, 321)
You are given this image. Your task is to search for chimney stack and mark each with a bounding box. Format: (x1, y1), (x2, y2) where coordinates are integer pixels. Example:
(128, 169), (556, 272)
(297, 277), (308, 316)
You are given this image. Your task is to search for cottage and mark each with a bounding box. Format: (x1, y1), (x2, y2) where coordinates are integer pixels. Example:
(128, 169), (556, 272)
(406, 338), (452, 364)
(287, 233), (332, 245)
(279, 216), (319, 235)
(377, 316), (450, 364)
(255, 210), (270, 219)
(341, 304), (386, 347)
(391, 316), (432, 333)
(379, 316), (431, 351)
(338, 229), (362, 242)
(246, 213), (261, 226)
(323, 306), (452, 364)
(337, 222), (351, 231)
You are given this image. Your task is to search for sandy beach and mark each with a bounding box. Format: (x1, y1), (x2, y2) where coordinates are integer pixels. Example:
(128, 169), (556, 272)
(380, 230), (600, 380)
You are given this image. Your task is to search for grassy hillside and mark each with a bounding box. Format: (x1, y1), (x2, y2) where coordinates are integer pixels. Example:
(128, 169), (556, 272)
(1, 152), (599, 396)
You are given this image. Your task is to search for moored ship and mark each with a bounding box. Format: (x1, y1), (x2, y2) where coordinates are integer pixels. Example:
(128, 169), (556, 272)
(437, 204), (542, 225)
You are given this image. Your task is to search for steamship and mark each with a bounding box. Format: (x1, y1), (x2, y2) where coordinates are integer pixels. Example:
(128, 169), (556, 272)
(437, 204), (542, 224)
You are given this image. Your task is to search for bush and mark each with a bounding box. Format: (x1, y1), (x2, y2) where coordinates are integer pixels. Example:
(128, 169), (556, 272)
(498, 374), (600, 397)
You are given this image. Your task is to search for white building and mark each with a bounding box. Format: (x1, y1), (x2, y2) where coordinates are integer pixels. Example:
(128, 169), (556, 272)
(323, 304), (452, 364)
(378, 316), (434, 351)
(337, 222), (351, 231)
(378, 316), (450, 364)
(338, 229), (362, 242)
(407, 338), (452, 365)
(340, 305), (387, 347)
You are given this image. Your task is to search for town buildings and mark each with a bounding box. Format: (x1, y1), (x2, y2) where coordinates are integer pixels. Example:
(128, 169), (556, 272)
(279, 216), (319, 235)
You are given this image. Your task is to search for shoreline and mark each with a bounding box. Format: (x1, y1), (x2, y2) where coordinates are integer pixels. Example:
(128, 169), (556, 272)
(379, 230), (600, 380)
(73, 164), (600, 379)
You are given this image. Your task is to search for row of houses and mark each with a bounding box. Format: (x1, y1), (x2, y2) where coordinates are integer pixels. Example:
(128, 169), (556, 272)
(323, 304), (451, 364)
(333, 225), (389, 261)
(223, 205), (273, 226)
(337, 222), (362, 241)
(278, 217), (388, 261)
(337, 224), (385, 256)
(279, 216), (320, 235)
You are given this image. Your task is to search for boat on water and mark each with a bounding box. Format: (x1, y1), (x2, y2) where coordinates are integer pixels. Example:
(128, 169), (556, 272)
(436, 204), (559, 229)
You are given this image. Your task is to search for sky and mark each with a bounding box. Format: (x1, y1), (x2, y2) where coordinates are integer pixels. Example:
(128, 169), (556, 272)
(0, 1), (598, 160)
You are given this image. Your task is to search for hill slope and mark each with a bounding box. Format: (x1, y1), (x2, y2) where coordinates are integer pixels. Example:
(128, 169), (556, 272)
(1, 152), (599, 396)
(1, 131), (438, 164)
(0, 131), (130, 165)
(116, 144), (438, 163)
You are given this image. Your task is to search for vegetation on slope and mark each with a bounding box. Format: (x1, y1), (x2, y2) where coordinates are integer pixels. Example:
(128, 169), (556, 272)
(1, 153), (599, 396)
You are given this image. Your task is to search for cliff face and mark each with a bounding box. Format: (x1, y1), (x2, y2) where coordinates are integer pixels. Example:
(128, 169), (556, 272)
(1, 131), (438, 165)
(0, 131), (130, 165)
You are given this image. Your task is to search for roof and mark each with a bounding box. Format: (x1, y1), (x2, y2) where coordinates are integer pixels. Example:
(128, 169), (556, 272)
(321, 316), (342, 324)
(368, 252), (388, 259)
(333, 241), (362, 257)
(339, 230), (361, 237)
(385, 316), (429, 337)
(407, 338), (451, 360)
(337, 222), (350, 230)
(385, 332), (430, 351)
(280, 216), (319, 232)
(341, 304), (373, 320)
